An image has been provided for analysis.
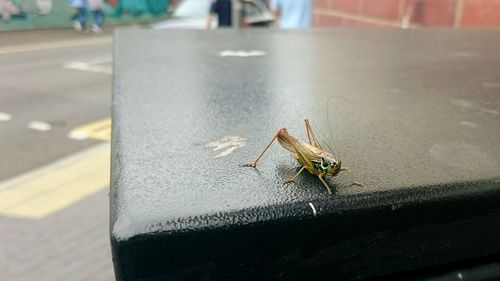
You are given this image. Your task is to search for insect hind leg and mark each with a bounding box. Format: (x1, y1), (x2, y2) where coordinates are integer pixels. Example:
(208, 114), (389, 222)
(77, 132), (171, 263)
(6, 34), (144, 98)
(241, 128), (287, 168)
(304, 119), (322, 148)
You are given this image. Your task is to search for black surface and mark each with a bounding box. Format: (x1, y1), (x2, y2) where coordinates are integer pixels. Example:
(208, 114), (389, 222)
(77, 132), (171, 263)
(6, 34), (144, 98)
(110, 29), (500, 281)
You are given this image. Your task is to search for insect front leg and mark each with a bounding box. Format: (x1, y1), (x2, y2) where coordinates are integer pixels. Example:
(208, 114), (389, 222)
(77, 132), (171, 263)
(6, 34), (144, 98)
(284, 166), (307, 185)
(241, 128), (286, 168)
(340, 166), (363, 186)
(318, 174), (333, 195)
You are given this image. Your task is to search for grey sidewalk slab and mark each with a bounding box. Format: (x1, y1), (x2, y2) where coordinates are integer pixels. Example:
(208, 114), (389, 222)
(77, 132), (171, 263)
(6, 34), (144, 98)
(0, 189), (114, 281)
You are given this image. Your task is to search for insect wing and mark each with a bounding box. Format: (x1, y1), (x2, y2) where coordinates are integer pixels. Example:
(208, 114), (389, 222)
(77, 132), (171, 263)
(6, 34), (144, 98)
(278, 129), (316, 168)
(295, 139), (324, 165)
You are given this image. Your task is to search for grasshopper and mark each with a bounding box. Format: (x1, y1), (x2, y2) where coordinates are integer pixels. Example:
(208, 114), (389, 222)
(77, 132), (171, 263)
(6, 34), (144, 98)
(241, 119), (361, 194)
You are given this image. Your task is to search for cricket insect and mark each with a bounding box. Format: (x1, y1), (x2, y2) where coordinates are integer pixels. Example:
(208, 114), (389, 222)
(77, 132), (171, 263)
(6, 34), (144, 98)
(241, 119), (362, 194)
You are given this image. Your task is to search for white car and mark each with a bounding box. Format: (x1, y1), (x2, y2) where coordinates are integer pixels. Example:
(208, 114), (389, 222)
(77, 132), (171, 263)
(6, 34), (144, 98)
(151, 0), (275, 29)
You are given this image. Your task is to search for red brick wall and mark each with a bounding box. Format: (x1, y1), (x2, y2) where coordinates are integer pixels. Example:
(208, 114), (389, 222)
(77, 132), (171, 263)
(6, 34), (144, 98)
(461, 0), (500, 26)
(313, 0), (500, 27)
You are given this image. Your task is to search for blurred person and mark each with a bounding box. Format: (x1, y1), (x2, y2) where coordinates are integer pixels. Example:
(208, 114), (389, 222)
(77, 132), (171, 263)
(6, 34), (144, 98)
(206, 0), (232, 29)
(270, 0), (311, 29)
(70, 0), (88, 31)
(168, 0), (179, 12)
(88, 0), (104, 33)
(0, 0), (20, 21)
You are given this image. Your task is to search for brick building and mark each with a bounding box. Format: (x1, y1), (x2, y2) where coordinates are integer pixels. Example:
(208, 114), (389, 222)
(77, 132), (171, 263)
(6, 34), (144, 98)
(313, 0), (500, 28)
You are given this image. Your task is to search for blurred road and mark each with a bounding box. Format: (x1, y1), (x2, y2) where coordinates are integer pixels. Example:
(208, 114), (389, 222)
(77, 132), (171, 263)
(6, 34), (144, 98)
(0, 29), (112, 179)
(0, 29), (115, 281)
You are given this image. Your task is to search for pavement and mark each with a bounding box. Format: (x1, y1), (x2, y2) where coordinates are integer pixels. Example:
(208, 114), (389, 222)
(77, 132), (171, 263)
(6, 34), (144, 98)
(0, 28), (116, 281)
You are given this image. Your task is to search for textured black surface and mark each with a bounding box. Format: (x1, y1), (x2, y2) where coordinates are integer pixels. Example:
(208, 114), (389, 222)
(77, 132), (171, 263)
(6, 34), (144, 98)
(111, 29), (500, 281)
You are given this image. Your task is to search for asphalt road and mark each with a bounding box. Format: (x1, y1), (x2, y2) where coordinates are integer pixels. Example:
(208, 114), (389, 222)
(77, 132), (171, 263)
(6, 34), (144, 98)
(0, 29), (116, 281)
(0, 29), (112, 180)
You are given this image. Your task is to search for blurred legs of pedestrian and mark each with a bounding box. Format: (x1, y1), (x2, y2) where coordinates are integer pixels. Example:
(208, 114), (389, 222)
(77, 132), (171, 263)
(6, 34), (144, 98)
(270, 0), (311, 29)
(88, 0), (104, 33)
(91, 9), (104, 33)
(75, 6), (89, 31)
(70, 0), (88, 31)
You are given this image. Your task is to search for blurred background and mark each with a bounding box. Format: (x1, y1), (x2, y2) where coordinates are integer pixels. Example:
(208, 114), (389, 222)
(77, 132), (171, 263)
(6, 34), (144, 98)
(1, 1), (499, 281)
(2, 0), (500, 31)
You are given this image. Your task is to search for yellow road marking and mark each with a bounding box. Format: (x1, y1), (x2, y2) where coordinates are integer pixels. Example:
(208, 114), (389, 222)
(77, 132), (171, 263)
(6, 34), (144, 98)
(0, 144), (110, 219)
(0, 36), (112, 55)
(68, 118), (111, 141)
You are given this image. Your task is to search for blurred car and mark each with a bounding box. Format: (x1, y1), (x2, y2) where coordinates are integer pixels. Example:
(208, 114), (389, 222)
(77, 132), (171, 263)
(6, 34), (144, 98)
(151, 0), (274, 29)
